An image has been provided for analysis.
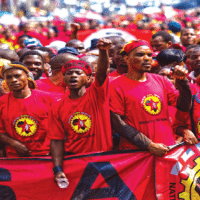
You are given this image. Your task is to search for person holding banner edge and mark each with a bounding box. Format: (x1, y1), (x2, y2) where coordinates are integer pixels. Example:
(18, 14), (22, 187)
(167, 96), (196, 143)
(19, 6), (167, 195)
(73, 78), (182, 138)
(48, 38), (112, 187)
(110, 40), (192, 156)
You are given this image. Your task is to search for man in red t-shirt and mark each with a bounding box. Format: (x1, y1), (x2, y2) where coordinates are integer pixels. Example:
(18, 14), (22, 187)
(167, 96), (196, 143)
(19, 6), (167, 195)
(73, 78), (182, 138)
(48, 38), (113, 186)
(110, 40), (192, 156)
(0, 61), (56, 157)
(36, 53), (79, 100)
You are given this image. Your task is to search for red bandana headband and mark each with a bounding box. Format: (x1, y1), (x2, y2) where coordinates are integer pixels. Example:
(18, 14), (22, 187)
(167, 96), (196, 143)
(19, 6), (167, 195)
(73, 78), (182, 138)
(120, 40), (152, 55)
(62, 60), (92, 76)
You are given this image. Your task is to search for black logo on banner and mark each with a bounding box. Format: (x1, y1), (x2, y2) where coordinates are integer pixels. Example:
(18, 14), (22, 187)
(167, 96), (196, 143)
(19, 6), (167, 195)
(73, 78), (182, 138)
(0, 168), (16, 200)
(71, 162), (136, 200)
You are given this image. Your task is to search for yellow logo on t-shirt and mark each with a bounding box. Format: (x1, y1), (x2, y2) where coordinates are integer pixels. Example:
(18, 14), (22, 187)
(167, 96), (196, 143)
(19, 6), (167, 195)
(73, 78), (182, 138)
(197, 118), (200, 134)
(142, 94), (162, 115)
(70, 112), (92, 134)
(14, 115), (38, 137)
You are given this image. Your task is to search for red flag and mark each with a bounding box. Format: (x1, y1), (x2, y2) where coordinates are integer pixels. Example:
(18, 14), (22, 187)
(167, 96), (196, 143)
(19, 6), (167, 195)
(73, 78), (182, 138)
(156, 142), (200, 200)
(0, 150), (156, 200)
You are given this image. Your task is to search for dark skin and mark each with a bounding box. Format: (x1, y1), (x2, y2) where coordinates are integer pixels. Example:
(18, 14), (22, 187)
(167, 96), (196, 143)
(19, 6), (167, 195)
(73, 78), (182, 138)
(111, 45), (191, 156)
(0, 69), (32, 157)
(113, 43), (128, 75)
(50, 38), (111, 184)
(22, 55), (44, 80)
(150, 36), (172, 52)
(49, 53), (79, 87)
(181, 28), (196, 48)
(189, 48), (200, 77)
(176, 127), (198, 145)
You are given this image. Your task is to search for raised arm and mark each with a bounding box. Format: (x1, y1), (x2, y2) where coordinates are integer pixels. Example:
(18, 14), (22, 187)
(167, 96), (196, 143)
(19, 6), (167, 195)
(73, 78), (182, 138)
(70, 23), (80, 40)
(172, 65), (192, 112)
(96, 38), (112, 86)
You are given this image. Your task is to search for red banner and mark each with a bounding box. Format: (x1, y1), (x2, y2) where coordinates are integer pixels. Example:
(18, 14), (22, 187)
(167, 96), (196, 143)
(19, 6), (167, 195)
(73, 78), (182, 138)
(78, 28), (153, 43)
(156, 142), (200, 200)
(1, 142), (200, 200)
(0, 150), (155, 200)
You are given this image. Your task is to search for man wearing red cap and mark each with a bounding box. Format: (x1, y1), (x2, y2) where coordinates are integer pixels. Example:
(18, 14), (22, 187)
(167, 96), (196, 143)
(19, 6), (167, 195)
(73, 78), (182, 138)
(110, 40), (192, 156)
(48, 38), (113, 186)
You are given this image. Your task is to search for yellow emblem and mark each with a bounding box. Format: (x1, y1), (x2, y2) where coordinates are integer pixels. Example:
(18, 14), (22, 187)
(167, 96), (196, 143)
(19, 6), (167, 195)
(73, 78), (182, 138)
(15, 115), (37, 137)
(142, 94), (162, 115)
(70, 112), (92, 134)
(198, 119), (200, 135)
(179, 157), (200, 199)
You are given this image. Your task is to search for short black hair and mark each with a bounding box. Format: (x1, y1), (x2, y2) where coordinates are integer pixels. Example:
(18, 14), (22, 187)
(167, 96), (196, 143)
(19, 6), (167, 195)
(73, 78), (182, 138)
(65, 39), (81, 47)
(185, 44), (198, 53)
(151, 31), (173, 43)
(19, 50), (44, 67)
(156, 49), (186, 67)
(18, 34), (31, 41)
(11, 61), (28, 68)
(38, 47), (55, 58)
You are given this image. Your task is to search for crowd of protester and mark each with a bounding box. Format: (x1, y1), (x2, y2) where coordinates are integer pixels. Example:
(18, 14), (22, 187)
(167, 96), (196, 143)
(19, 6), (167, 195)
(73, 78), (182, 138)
(1, 7), (200, 186)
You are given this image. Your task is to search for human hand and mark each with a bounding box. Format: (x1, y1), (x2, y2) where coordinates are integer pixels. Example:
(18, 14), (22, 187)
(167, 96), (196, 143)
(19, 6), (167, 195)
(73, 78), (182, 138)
(55, 171), (69, 189)
(175, 136), (184, 144)
(147, 142), (169, 156)
(96, 38), (112, 51)
(70, 23), (80, 32)
(183, 129), (198, 145)
(11, 140), (31, 157)
(171, 64), (188, 80)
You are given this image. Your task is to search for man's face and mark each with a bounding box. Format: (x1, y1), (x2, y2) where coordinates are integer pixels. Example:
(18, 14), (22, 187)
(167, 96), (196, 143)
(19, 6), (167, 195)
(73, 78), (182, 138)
(22, 55), (43, 80)
(113, 44), (127, 68)
(189, 49), (200, 72)
(185, 48), (195, 71)
(19, 36), (29, 49)
(124, 46), (152, 73)
(4, 69), (29, 91)
(181, 29), (196, 47)
(64, 68), (89, 90)
(71, 41), (85, 54)
(150, 36), (169, 52)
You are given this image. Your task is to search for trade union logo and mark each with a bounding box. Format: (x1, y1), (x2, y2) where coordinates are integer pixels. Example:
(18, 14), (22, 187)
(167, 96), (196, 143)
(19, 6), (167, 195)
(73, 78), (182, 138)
(179, 157), (200, 199)
(170, 144), (200, 199)
(14, 115), (38, 137)
(70, 112), (92, 134)
(141, 94), (162, 115)
(198, 118), (200, 135)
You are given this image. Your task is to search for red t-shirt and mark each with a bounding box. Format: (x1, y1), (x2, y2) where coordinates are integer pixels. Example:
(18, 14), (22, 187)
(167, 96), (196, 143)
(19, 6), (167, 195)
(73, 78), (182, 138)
(173, 90), (200, 138)
(36, 78), (66, 101)
(48, 77), (113, 153)
(110, 73), (179, 150)
(173, 83), (200, 138)
(109, 70), (122, 77)
(0, 90), (56, 157)
(190, 83), (200, 95)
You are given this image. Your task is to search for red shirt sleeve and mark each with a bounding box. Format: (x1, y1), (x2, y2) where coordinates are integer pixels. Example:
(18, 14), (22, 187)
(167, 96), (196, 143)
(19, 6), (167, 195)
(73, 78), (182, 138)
(109, 78), (125, 116)
(163, 77), (179, 107)
(92, 75), (109, 103)
(173, 110), (191, 134)
(48, 101), (66, 140)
